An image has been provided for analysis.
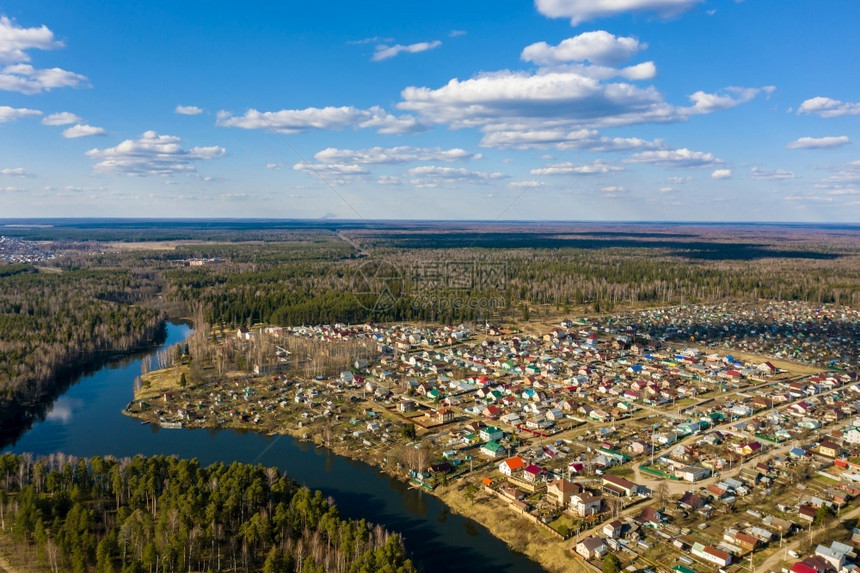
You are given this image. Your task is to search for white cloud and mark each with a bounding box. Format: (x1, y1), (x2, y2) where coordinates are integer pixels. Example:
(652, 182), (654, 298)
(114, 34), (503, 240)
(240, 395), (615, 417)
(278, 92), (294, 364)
(86, 131), (225, 176)
(814, 160), (860, 194)
(0, 167), (34, 177)
(659, 186), (674, 192)
(397, 68), (766, 148)
(449, 30), (467, 37)
(175, 104), (204, 115)
(313, 146), (479, 165)
(711, 168), (732, 179)
(750, 167), (795, 180)
(532, 160), (623, 175)
(41, 111), (82, 125)
(627, 148), (721, 168)
(62, 124), (106, 138)
(292, 163), (369, 177)
(0, 16), (62, 63)
(399, 70), (677, 131)
(521, 31), (646, 66)
(482, 126), (664, 151)
(786, 136), (850, 150)
(508, 180), (544, 189)
(405, 165), (507, 184)
(216, 106), (425, 135)
(797, 96), (860, 118)
(0, 63), (88, 94)
(0, 105), (41, 122)
(687, 87), (771, 114)
(535, 0), (703, 25)
(372, 40), (442, 62)
(666, 176), (693, 184)
(600, 185), (627, 194)
(265, 162), (283, 169)
(0, 17), (88, 95)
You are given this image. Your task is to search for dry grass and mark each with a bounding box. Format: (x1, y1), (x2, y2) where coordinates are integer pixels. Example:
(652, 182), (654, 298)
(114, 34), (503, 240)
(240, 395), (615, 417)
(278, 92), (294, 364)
(136, 364), (191, 399)
(435, 482), (589, 573)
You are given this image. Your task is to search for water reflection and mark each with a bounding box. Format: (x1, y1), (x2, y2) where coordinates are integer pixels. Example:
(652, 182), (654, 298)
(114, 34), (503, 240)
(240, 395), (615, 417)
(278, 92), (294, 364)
(44, 397), (83, 424)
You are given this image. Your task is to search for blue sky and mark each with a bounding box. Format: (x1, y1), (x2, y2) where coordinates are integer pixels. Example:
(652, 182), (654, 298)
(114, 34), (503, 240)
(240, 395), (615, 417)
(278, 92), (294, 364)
(1, 0), (858, 221)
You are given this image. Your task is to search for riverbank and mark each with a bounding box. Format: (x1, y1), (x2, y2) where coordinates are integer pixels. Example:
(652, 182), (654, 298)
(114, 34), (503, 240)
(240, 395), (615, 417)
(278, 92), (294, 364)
(125, 365), (578, 573)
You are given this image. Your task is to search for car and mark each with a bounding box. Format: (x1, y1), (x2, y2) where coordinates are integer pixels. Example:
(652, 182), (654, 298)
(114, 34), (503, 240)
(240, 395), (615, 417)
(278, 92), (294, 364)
(788, 550), (799, 559)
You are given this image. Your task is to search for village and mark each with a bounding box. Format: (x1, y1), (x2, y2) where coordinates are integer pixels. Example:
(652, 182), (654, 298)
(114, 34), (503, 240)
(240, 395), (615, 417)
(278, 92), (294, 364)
(125, 300), (860, 573)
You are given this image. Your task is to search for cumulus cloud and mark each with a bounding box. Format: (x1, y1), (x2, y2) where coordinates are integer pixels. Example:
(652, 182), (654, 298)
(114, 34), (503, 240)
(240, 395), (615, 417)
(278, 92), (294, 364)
(711, 168), (732, 179)
(216, 106), (425, 135)
(814, 160), (860, 194)
(85, 131), (225, 176)
(0, 63), (88, 94)
(62, 124), (106, 138)
(600, 185), (627, 195)
(0, 105), (41, 123)
(0, 18), (88, 94)
(399, 70), (677, 131)
(535, 0), (703, 25)
(175, 104), (204, 115)
(0, 15), (62, 63)
(41, 111), (82, 125)
(397, 68), (766, 148)
(531, 160), (623, 175)
(405, 165), (507, 185)
(627, 148), (722, 168)
(372, 40), (442, 62)
(482, 126), (664, 151)
(1, 167), (34, 177)
(797, 96), (860, 118)
(292, 163), (369, 177)
(786, 136), (850, 150)
(687, 86), (773, 114)
(521, 31), (646, 66)
(750, 167), (795, 180)
(313, 146), (479, 165)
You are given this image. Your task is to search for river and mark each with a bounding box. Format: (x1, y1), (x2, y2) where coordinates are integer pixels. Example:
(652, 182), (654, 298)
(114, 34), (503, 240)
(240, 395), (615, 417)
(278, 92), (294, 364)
(2, 322), (545, 572)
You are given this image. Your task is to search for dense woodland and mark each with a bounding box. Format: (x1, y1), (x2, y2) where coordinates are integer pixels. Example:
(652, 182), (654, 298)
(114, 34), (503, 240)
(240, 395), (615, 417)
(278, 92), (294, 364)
(0, 453), (416, 573)
(158, 233), (860, 327)
(0, 265), (163, 430)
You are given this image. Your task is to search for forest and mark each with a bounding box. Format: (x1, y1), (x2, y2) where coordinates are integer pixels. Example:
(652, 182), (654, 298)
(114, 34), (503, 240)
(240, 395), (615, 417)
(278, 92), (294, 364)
(0, 267), (163, 433)
(0, 453), (416, 573)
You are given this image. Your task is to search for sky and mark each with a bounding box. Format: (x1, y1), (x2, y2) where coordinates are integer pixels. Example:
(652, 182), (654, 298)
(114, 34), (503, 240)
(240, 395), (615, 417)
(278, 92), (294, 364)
(0, 0), (859, 222)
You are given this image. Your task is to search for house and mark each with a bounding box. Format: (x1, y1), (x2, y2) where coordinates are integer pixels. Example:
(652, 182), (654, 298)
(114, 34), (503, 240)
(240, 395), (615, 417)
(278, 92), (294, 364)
(570, 493), (602, 516)
(634, 506), (664, 527)
(818, 440), (839, 458)
(602, 520), (623, 539)
(499, 456), (526, 476)
(602, 474), (641, 497)
(691, 543), (732, 567)
(479, 426), (504, 442)
(815, 540), (852, 569)
(427, 408), (455, 424)
(676, 466), (710, 482)
(398, 400), (416, 413)
(798, 503), (817, 522)
(678, 492), (705, 510)
(480, 441), (507, 458)
(547, 479), (580, 506)
(575, 536), (608, 560)
(522, 464), (545, 483)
